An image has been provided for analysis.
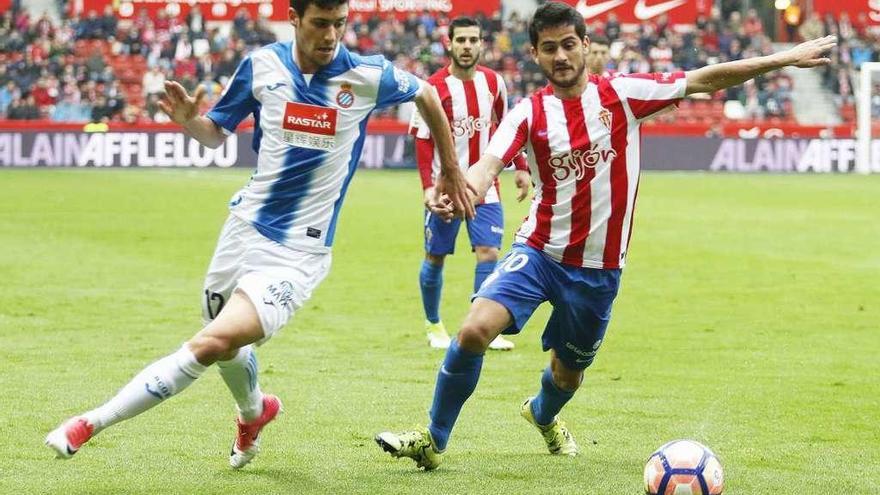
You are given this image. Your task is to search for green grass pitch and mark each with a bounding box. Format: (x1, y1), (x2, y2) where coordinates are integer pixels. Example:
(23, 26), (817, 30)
(1, 168), (878, 494)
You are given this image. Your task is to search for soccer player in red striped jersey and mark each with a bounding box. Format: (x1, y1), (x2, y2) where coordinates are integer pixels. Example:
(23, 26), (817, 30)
(585, 35), (614, 77)
(412, 17), (531, 351)
(377, 2), (836, 470)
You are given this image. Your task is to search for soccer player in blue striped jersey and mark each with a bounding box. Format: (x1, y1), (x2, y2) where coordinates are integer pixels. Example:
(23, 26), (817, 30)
(45, 0), (473, 469)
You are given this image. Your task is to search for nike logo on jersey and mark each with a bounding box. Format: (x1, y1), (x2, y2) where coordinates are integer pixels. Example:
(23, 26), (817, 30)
(576, 0), (627, 19)
(633, 0), (687, 20)
(267, 82), (286, 91)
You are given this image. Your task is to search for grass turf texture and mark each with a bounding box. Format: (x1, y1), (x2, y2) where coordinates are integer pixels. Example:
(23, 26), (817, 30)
(1, 168), (877, 495)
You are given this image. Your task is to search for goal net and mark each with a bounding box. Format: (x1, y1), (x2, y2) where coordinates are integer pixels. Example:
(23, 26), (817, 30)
(856, 62), (880, 174)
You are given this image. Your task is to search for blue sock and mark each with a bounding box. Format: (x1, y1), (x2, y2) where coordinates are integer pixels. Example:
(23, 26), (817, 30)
(419, 260), (443, 324)
(473, 260), (496, 293)
(530, 367), (576, 426)
(428, 339), (484, 451)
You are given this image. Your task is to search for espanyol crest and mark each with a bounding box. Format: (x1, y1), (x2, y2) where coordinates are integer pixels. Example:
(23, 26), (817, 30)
(336, 83), (355, 108)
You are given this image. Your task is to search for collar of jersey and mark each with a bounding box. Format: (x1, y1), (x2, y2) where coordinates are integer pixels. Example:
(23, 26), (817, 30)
(285, 41), (353, 84)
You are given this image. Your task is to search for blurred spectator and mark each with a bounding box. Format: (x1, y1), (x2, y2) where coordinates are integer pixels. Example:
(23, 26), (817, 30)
(51, 93), (91, 121)
(214, 49), (240, 82)
(743, 9), (763, 37)
(79, 10), (102, 39)
(649, 37), (673, 72)
(85, 48), (106, 79)
(605, 13), (621, 41)
(838, 12), (855, 41)
(798, 11), (825, 40)
(0, 81), (18, 116)
(9, 94), (40, 120)
(186, 5), (206, 39)
(232, 8), (250, 40)
(142, 66), (166, 97)
(90, 95), (115, 122)
(31, 77), (57, 109)
(100, 5), (117, 39)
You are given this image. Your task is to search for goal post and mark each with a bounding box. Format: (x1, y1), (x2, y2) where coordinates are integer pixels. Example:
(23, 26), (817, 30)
(856, 62), (880, 174)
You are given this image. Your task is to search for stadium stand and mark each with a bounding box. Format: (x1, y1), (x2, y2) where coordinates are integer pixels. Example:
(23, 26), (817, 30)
(0, 2), (874, 126)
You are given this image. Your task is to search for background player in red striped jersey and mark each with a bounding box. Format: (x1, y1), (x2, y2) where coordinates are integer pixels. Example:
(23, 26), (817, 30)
(585, 35), (614, 78)
(412, 17), (531, 351)
(377, 1), (836, 470)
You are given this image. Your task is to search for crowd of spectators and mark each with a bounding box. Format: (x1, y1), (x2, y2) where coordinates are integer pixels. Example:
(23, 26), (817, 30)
(0, 4), (275, 123)
(344, 7), (798, 121)
(2, 3), (880, 124)
(798, 10), (880, 116)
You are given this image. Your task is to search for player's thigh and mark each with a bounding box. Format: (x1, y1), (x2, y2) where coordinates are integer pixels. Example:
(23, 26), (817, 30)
(425, 208), (462, 256)
(542, 268), (622, 370)
(202, 215), (250, 323)
(473, 243), (552, 336)
(191, 289), (264, 360)
(238, 241), (332, 345)
(467, 202), (504, 252)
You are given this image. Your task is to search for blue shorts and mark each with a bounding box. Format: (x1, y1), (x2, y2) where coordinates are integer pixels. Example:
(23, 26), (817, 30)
(424, 203), (503, 256)
(474, 243), (622, 370)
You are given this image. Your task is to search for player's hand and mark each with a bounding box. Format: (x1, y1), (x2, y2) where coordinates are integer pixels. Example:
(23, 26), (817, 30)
(514, 170), (531, 202)
(437, 169), (477, 220)
(158, 80), (206, 125)
(428, 193), (456, 222)
(783, 35), (837, 68)
(423, 186), (436, 209)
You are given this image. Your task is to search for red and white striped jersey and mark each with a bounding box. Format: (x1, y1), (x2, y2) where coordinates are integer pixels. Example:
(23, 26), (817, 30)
(486, 71), (687, 269)
(411, 65), (527, 204)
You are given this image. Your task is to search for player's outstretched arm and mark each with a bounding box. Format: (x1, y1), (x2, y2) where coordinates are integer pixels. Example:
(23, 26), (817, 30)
(414, 84), (476, 220)
(158, 80), (227, 149)
(467, 154), (506, 202)
(685, 35), (837, 95)
(428, 153), (505, 222)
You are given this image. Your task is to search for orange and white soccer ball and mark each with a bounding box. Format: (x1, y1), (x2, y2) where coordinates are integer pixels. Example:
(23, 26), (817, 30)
(644, 440), (724, 495)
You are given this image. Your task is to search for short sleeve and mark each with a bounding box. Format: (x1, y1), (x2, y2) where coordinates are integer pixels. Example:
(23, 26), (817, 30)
(206, 56), (260, 134)
(376, 60), (423, 109)
(485, 98), (531, 165)
(609, 71), (687, 121)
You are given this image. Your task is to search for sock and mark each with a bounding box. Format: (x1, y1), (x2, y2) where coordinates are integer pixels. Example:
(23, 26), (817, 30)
(427, 339), (484, 451)
(217, 345), (264, 422)
(530, 367), (576, 427)
(473, 260), (496, 293)
(420, 259), (443, 324)
(83, 345), (207, 432)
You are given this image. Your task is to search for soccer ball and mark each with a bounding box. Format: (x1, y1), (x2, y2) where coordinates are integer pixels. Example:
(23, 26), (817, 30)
(643, 440), (724, 495)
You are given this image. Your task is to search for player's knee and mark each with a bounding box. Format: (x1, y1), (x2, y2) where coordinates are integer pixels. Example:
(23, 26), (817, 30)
(188, 334), (237, 365)
(552, 367), (584, 392)
(456, 321), (496, 352)
(474, 246), (498, 263)
(425, 253), (445, 266)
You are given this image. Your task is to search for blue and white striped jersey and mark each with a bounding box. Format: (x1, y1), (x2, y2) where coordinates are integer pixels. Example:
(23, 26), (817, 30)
(207, 41), (423, 253)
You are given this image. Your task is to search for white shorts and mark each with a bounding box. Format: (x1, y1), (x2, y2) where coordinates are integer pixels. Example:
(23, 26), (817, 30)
(202, 215), (332, 345)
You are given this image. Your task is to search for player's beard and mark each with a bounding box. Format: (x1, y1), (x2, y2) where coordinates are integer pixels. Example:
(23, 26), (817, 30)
(543, 61), (586, 89)
(451, 51), (479, 70)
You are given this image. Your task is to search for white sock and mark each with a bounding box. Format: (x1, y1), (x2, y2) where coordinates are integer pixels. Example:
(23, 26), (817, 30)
(217, 345), (264, 422)
(83, 345), (207, 432)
